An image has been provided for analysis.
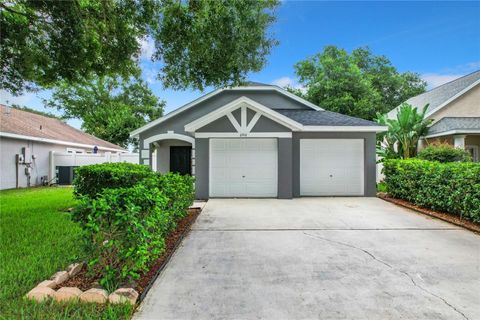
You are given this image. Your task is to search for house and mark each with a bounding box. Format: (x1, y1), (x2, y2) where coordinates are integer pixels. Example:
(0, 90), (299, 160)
(0, 105), (128, 190)
(388, 70), (480, 161)
(131, 83), (386, 199)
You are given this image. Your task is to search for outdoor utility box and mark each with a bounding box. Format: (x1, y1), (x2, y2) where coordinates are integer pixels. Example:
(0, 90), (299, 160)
(56, 166), (78, 185)
(22, 147), (32, 163)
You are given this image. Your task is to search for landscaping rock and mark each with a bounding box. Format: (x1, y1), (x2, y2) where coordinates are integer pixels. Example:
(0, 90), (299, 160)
(37, 280), (57, 289)
(66, 262), (84, 277)
(79, 288), (108, 304)
(26, 286), (55, 302)
(54, 287), (83, 302)
(108, 288), (139, 305)
(51, 271), (69, 285)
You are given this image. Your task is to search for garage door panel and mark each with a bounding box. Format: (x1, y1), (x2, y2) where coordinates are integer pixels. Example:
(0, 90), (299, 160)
(210, 138), (278, 197)
(300, 139), (364, 196)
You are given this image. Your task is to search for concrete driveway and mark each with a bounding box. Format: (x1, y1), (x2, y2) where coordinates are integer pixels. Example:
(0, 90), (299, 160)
(134, 198), (480, 320)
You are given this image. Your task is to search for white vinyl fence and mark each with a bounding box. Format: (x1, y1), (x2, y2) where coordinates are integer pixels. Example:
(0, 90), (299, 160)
(49, 151), (139, 184)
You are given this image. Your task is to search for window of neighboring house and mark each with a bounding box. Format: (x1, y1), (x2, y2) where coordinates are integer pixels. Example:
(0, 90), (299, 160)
(66, 147), (85, 154)
(465, 145), (479, 162)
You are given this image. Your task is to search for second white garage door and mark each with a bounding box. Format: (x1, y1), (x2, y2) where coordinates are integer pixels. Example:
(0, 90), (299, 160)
(300, 139), (364, 196)
(210, 139), (278, 197)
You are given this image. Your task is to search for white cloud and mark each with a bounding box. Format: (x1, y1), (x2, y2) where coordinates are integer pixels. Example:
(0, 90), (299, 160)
(421, 60), (480, 89)
(0, 89), (37, 106)
(271, 76), (305, 93)
(421, 73), (463, 89)
(139, 37), (155, 60)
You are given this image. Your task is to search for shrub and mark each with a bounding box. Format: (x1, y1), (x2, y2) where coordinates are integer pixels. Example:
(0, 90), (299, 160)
(417, 142), (471, 163)
(74, 163), (153, 198)
(383, 159), (480, 222)
(72, 164), (195, 290)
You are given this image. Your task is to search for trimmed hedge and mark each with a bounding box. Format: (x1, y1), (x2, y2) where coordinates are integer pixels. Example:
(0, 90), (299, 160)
(383, 159), (480, 222)
(417, 142), (471, 163)
(73, 163), (153, 199)
(72, 163), (194, 290)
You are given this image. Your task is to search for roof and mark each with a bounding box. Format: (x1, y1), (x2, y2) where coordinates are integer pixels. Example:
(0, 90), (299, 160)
(276, 109), (380, 126)
(0, 105), (126, 151)
(388, 70), (480, 118)
(426, 117), (480, 137)
(130, 84), (323, 137)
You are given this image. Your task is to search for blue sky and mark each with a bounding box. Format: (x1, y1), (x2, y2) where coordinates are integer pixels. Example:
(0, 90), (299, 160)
(1, 1), (479, 129)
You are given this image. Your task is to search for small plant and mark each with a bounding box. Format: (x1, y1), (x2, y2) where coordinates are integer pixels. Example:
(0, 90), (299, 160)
(417, 142), (471, 163)
(376, 103), (432, 160)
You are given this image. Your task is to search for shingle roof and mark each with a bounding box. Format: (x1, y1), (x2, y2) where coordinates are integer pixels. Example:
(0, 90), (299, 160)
(275, 109), (380, 126)
(0, 105), (125, 151)
(427, 117), (480, 135)
(389, 70), (480, 117)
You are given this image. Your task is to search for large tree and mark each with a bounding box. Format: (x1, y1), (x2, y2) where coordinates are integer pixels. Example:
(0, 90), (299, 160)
(44, 76), (164, 148)
(1, 0), (278, 94)
(291, 46), (427, 120)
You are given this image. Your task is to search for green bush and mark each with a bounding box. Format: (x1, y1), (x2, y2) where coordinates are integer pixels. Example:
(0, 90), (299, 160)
(72, 164), (195, 290)
(383, 159), (480, 222)
(73, 163), (153, 198)
(417, 142), (471, 163)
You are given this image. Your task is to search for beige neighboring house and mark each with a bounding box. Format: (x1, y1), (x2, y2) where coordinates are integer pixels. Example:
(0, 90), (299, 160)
(388, 70), (480, 162)
(0, 105), (130, 190)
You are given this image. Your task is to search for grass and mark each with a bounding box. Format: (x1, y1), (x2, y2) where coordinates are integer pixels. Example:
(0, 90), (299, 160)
(0, 187), (132, 319)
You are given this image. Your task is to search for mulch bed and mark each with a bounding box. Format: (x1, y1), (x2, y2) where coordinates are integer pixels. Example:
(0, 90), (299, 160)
(62, 207), (202, 295)
(377, 192), (480, 234)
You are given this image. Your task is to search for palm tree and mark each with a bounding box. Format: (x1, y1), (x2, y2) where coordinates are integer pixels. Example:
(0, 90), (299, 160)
(376, 103), (432, 159)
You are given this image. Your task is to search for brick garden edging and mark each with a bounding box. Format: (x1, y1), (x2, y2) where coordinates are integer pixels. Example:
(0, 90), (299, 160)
(25, 262), (138, 305)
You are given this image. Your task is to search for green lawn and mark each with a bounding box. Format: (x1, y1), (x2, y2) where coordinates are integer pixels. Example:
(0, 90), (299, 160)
(0, 187), (132, 319)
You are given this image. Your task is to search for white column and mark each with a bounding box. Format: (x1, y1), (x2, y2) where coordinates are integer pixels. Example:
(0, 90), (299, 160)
(453, 135), (466, 149)
(417, 138), (427, 151)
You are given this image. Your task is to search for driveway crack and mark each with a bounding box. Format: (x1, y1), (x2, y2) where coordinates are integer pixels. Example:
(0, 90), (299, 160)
(303, 232), (469, 320)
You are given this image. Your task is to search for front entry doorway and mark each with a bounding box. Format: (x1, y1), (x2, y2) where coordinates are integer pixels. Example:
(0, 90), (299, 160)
(170, 146), (192, 175)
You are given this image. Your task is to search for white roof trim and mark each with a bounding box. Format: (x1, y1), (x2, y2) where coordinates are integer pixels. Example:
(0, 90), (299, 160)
(425, 129), (480, 138)
(130, 86), (322, 137)
(143, 132), (195, 149)
(130, 88), (223, 137)
(0, 132), (126, 152)
(425, 79), (480, 119)
(302, 126), (387, 132)
(184, 96), (304, 132)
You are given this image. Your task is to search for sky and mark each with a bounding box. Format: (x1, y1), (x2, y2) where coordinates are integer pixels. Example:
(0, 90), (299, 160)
(1, 1), (479, 129)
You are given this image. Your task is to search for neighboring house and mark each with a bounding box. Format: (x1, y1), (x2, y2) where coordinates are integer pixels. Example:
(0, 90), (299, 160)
(388, 70), (480, 161)
(131, 82), (386, 199)
(0, 105), (129, 190)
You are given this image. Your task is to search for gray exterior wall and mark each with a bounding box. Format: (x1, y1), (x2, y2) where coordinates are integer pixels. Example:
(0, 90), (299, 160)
(0, 137), (115, 190)
(292, 132), (377, 197)
(195, 138), (209, 199)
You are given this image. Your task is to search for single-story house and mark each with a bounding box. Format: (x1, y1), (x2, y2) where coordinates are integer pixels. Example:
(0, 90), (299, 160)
(131, 83), (386, 199)
(0, 105), (128, 190)
(388, 70), (480, 161)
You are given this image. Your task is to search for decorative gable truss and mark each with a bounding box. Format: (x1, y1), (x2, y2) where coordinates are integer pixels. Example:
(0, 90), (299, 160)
(184, 97), (302, 138)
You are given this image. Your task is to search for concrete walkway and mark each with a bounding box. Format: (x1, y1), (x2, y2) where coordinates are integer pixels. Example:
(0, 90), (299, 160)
(134, 198), (480, 320)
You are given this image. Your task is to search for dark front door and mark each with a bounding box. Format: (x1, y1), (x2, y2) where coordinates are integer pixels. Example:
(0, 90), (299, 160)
(170, 146), (192, 175)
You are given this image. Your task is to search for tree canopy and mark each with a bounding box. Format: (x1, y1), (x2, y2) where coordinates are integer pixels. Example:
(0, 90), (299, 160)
(44, 76), (164, 148)
(1, 0), (279, 94)
(291, 46), (427, 120)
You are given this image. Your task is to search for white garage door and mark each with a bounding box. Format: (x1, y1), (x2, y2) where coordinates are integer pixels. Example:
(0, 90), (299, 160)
(210, 139), (277, 197)
(300, 139), (364, 196)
